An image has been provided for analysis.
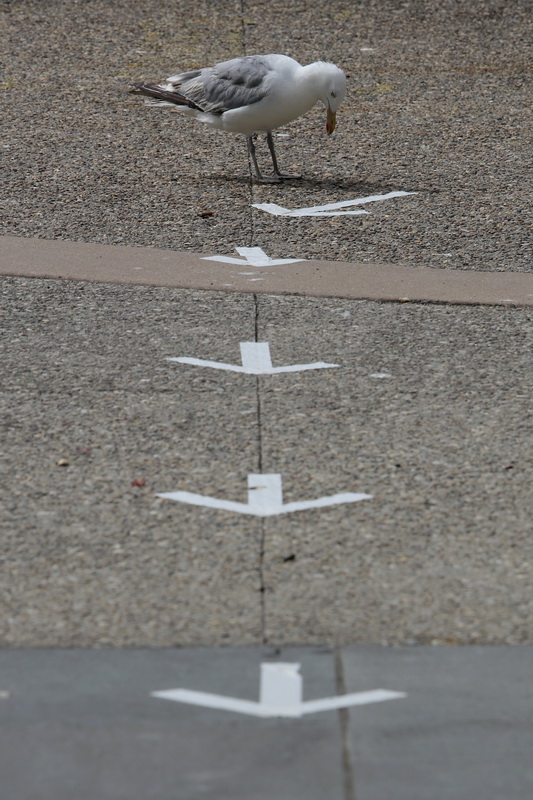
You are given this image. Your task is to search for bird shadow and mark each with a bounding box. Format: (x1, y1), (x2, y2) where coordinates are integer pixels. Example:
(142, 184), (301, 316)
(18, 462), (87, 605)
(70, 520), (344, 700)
(207, 173), (413, 196)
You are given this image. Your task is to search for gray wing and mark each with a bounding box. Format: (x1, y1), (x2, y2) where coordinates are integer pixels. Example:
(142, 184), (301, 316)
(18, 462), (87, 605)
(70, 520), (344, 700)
(168, 56), (272, 114)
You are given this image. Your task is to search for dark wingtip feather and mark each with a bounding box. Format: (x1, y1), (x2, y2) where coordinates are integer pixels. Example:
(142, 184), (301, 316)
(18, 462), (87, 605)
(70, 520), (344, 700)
(128, 82), (203, 111)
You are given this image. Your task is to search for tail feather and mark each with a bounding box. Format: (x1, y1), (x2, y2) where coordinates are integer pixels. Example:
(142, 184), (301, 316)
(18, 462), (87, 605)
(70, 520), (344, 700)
(130, 83), (203, 111)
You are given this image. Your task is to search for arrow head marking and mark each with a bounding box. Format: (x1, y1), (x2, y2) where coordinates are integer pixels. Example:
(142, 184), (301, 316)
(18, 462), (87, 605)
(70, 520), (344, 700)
(156, 489), (252, 515)
(281, 491), (374, 515)
(252, 191), (417, 217)
(252, 203), (369, 217)
(166, 356), (245, 373)
(152, 664), (406, 718)
(201, 255), (250, 265)
(167, 343), (339, 375)
(152, 689), (263, 717)
(157, 474), (372, 517)
(300, 689), (407, 715)
(202, 246), (306, 266)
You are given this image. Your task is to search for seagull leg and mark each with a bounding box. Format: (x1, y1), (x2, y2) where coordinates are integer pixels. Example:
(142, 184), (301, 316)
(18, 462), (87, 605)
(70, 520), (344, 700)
(247, 135), (281, 183)
(267, 132), (302, 180)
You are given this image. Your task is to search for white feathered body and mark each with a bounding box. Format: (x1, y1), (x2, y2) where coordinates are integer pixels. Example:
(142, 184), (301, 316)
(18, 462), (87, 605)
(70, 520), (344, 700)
(142, 54), (346, 136)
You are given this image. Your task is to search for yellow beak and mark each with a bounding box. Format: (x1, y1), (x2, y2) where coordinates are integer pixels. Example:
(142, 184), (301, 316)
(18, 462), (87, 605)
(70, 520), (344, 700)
(326, 107), (337, 135)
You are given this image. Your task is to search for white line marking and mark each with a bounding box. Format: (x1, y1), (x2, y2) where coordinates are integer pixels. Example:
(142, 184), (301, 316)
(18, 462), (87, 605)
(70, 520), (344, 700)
(252, 203), (369, 217)
(247, 473), (283, 514)
(152, 689), (263, 716)
(167, 342), (339, 375)
(157, 473), (372, 517)
(168, 356), (245, 373)
(260, 664), (302, 715)
(300, 689), (407, 714)
(252, 191), (417, 217)
(201, 246), (306, 266)
(240, 342), (270, 371)
(279, 492), (372, 515)
(152, 663), (406, 718)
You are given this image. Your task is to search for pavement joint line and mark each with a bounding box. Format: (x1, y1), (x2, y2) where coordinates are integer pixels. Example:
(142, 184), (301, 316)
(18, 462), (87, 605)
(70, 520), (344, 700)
(2, 235), (532, 306)
(252, 293), (267, 643)
(334, 646), (357, 800)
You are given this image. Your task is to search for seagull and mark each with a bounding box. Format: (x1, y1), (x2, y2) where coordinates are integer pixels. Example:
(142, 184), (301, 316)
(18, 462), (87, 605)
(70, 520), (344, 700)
(130, 54), (346, 182)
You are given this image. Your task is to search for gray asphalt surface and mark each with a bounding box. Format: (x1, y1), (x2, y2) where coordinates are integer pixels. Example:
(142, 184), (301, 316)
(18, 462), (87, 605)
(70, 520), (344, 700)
(2, 0), (532, 270)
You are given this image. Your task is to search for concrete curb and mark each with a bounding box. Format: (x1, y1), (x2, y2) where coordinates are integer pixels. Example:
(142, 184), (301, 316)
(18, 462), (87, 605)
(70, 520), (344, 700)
(1, 235), (532, 306)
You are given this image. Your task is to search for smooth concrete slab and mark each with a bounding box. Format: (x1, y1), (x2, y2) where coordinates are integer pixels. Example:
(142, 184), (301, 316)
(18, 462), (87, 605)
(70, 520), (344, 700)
(0, 646), (531, 800)
(2, 235), (533, 306)
(342, 646), (533, 800)
(0, 647), (344, 800)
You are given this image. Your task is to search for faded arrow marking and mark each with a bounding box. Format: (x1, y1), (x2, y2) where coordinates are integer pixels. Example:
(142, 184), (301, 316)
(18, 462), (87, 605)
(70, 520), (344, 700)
(152, 663), (406, 718)
(157, 473), (372, 517)
(252, 191), (417, 217)
(167, 342), (339, 375)
(201, 246), (306, 266)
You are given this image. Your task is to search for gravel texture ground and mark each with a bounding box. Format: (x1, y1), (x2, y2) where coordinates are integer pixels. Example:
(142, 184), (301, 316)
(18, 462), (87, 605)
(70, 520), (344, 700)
(2, 0), (532, 271)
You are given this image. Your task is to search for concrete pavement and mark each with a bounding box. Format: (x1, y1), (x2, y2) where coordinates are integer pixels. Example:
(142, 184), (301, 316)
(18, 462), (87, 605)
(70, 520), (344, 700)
(2, 235), (533, 305)
(1, 646), (532, 800)
(1, 0), (532, 797)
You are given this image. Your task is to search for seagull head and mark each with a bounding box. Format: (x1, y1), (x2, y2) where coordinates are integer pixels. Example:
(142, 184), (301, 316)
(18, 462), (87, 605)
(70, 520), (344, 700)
(318, 63), (347, 135)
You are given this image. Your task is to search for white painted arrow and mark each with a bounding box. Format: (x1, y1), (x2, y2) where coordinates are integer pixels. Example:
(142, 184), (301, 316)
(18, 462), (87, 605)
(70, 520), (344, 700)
(201, 246), (306, 266)
(157, 473), (372, 517)
(167, 342), (339, 375)
(152, 662), (406, 718)
(252, 190), (417, 217)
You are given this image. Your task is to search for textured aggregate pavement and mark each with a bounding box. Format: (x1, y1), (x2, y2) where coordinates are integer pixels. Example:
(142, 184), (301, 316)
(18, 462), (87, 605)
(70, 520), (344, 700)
(2, 278), (532, 647)
(2, 0), (532, 270)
